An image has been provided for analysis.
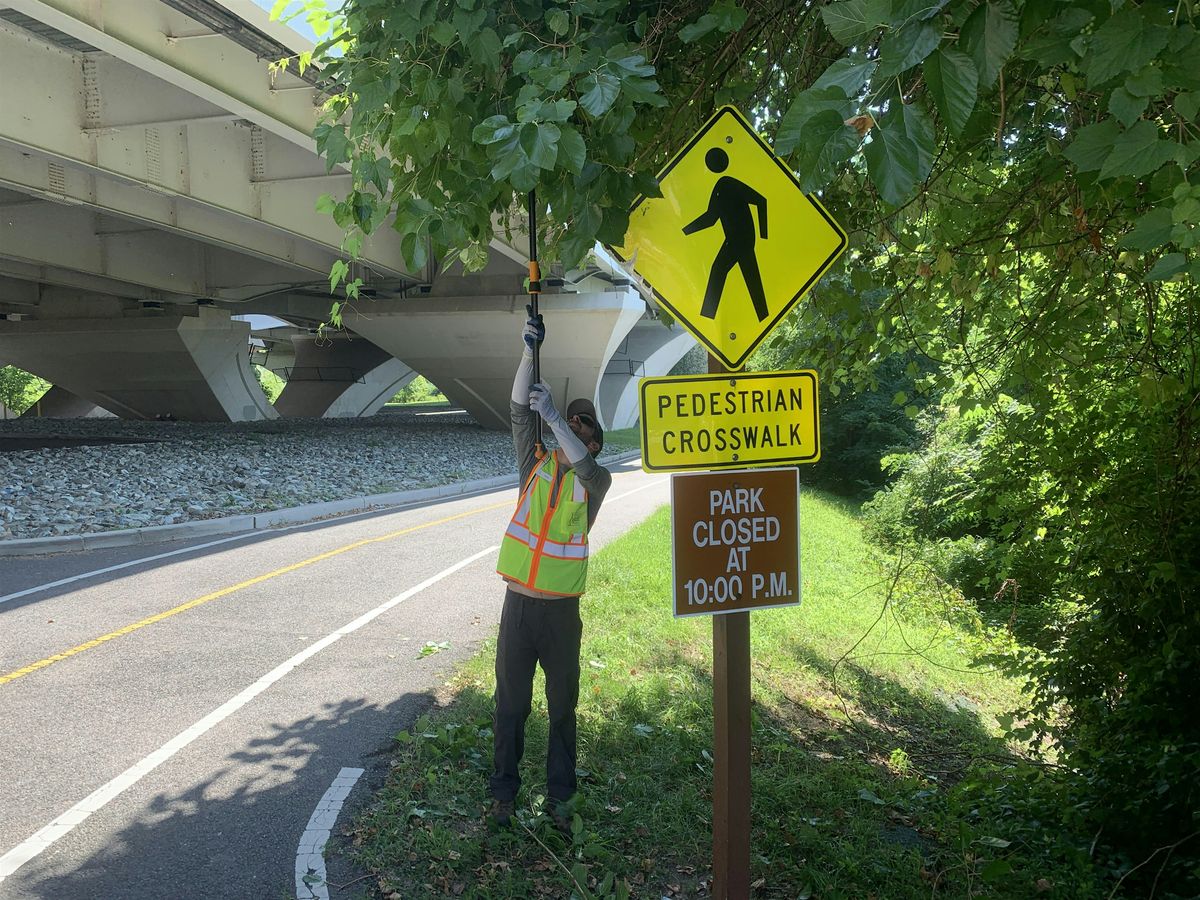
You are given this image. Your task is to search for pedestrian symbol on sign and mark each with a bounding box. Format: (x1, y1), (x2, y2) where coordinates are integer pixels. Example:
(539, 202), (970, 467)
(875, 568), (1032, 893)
(682, 147), (770, 323)
(611, 105), (847, 370)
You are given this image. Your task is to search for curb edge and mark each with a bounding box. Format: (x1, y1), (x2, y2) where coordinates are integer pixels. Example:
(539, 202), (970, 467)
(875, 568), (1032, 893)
(0, 450), (643, 558)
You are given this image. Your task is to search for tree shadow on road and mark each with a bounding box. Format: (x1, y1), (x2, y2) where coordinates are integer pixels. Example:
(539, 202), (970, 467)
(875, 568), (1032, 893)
(6, 691), (438, 900)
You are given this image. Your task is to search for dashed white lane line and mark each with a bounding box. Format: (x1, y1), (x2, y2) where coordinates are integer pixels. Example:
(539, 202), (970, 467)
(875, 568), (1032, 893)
(0, 545), (498, 884)
(296, 767), (365, 900)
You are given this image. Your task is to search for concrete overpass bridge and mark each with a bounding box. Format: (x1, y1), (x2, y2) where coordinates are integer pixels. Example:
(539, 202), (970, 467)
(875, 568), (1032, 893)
(0, 0), (695, 427)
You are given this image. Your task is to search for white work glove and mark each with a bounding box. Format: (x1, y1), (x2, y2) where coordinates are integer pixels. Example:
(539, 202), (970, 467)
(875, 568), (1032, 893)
(528, 383), (562, 425)
(531, 383), (589, 463)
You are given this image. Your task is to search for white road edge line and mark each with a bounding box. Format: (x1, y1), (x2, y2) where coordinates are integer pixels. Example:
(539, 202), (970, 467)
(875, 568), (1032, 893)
(296, 767), (365, 900)
(0, 545), (498, 884)
(0, 464), (656, 608)
(0, 532), (265, 606)
(608, 478), (666, 503)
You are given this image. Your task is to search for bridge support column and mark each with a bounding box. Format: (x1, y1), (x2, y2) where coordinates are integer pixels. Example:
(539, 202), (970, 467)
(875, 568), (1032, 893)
(273, 335), (415, 418)
(344, 289), (644, 430)
(598, 321), (698, 430)
(0, 307), (277, 421)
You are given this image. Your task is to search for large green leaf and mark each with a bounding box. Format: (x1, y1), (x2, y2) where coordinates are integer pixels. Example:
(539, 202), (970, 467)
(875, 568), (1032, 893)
(1124, 66), (1164, 98)
(821, 0), (890, 45)
(877, 21), (941, 79)
(488, 131), (527, 181)
(545, 8), (569, 36)
(923, 47), (977, 136)
(1019, 8), (1094, 68)
(557, 126), (587, 175)
(1062, 119), (1121, 173)
(775, 86), (854, 157)
(519, 122), (560, 170)
(793, 110), (862, 192)
(1098, 120), (1175, 181)
(1108, 87), (1147, 127)
(863, 117), (920, 206)
(901, 100), (935, 184)
(812, 56), (876, 96)
(1177, 93), (1200, 123)
(466, 27), (501, 68)
(1085, 8), (1172, 88)
(961, 0), (1019, 89)
(314, 122), (352, 170)
(471, 115), (514, 145)
(1119, 207), (1173, 251)
(679, 0), (748, 43)
(1143, 252), (1187, 282)
(579, 70), (620, 116)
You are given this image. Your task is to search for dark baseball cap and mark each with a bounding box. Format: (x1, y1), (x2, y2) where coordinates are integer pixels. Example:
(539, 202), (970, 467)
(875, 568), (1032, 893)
(566, 398), (604, 455)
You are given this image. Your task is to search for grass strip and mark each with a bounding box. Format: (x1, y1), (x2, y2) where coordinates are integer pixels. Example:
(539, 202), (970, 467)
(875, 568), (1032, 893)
(343, 490), (1106, 899)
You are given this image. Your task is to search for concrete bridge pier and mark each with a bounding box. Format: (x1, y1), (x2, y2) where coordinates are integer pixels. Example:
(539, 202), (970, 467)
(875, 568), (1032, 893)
(599, 321), (698, 430)
(0, 306), (277, 422)
(272, 334), (416, 419)
(344, 287), (645, 430)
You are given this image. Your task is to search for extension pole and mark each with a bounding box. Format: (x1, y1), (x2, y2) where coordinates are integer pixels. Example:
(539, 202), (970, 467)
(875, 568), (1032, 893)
(527, 190), (543, 454)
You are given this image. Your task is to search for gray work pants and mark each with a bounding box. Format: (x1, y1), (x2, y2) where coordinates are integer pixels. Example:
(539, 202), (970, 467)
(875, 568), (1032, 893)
(490, 588), (582, 804)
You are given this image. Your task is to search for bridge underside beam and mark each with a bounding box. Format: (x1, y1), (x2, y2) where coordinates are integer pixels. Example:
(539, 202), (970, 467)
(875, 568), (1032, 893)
(20, 385), (113, 418)
(0, 10), (412, 286)
(344, 290), (645, 431)
(0, 183), (324, 307)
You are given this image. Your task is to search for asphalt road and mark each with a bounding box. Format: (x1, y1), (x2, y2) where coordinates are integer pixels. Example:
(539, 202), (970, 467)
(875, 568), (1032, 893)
(0, 458), (669, 900)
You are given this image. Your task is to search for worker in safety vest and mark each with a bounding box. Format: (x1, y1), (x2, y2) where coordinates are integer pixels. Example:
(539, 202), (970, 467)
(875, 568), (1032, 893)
(490, 306), (612, 833)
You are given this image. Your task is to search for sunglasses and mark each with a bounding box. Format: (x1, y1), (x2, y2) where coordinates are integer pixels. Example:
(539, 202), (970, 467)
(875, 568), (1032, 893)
(572, 412), (597, 430)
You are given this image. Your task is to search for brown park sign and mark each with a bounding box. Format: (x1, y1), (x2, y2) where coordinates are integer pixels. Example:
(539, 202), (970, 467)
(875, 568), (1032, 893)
(671, 467), (800, 618)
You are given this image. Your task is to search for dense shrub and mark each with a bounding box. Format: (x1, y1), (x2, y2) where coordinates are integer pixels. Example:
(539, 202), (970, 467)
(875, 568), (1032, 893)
(0, 366), (50, 418)
(864, 376), (1200, 893)
(252, 365), (285, 404)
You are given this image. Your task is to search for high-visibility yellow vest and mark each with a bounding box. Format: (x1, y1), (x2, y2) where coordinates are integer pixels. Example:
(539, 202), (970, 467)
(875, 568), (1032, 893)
(496, 452), (590, 596)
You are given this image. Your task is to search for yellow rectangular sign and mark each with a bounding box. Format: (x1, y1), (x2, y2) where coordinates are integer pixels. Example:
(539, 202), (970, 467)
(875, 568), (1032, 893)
(639, 370), (820, 473)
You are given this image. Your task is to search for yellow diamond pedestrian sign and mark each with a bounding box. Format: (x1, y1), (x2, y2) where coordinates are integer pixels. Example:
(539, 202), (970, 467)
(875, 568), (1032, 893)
(611, 106), (847, 370)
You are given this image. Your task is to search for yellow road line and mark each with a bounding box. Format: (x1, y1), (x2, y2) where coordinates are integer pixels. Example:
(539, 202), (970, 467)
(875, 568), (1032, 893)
(0, 500), (512, 688)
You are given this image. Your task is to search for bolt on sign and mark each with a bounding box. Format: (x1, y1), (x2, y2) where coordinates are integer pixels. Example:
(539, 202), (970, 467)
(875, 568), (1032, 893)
(671, 467), (800, 618)
(610, 106), (847, 370)
(640, 370), (819, 473)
